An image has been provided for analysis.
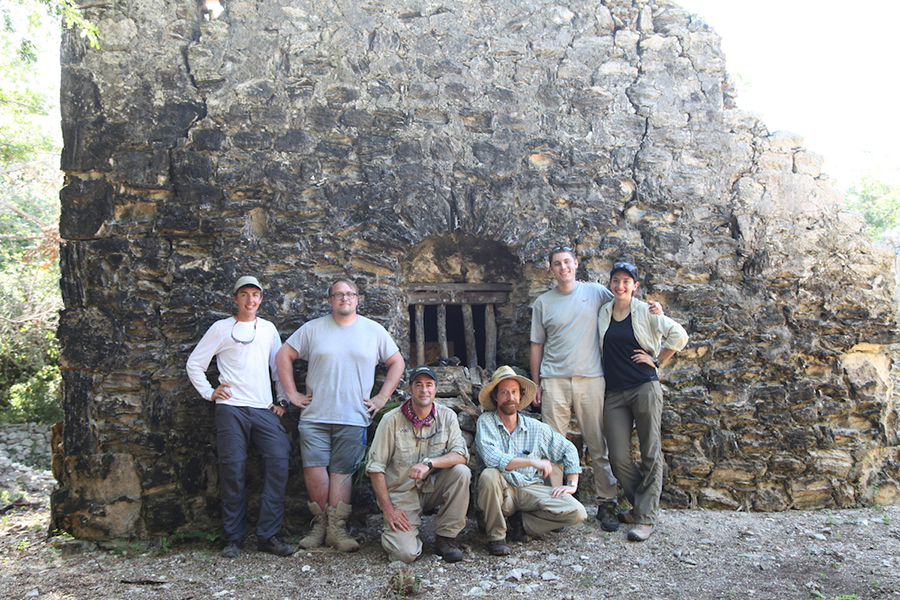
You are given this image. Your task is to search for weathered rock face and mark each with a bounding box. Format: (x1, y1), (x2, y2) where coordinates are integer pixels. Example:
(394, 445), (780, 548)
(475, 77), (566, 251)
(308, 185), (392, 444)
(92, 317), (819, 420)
(55, 0), (900, 538)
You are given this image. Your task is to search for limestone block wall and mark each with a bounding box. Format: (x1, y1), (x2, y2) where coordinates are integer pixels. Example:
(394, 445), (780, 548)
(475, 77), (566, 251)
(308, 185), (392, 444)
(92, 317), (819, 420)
(54, 0), (900, 538)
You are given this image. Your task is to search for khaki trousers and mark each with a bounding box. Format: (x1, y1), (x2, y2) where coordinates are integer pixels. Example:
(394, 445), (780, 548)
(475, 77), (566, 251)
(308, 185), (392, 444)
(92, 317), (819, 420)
(477, 468), (587, 541)
(540, 376), (618, 501)
(604, 381), (663, 525)
(381, 464), (471, 563)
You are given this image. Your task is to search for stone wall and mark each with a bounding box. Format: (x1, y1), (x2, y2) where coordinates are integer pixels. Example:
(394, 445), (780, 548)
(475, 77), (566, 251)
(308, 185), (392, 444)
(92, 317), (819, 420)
(0, 424), (52, 469)
(54, 0), (900, 538)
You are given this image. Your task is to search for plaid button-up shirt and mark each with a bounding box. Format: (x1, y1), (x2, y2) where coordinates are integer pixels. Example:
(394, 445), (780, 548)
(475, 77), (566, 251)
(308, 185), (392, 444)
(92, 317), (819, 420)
(475, 410), (582, 487)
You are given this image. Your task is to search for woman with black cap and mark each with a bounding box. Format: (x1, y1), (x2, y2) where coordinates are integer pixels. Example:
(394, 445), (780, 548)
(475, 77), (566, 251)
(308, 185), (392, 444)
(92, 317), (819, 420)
(597, 262), (688, 541)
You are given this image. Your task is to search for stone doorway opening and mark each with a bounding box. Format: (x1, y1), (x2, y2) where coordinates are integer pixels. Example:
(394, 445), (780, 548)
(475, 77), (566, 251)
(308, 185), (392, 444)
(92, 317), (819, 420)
(401, 232), (526, 375)
(406, 283), (512, 372)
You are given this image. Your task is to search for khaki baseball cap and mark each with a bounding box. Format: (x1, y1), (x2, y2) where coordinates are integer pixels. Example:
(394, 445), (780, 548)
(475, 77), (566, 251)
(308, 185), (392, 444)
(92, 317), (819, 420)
(233, 276), (262, 294)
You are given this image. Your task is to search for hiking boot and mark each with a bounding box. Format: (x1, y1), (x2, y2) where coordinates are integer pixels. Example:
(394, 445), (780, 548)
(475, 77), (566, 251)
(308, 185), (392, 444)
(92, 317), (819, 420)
(299, 502), (327, 549)
(597, 501), (620, 532)
(257, 534), (295, 556)
(617, 509), (636, 525)
(435, 535), (463, 563)
(627, 524), (654, 542)
(221, 540), (242, 558)
(434, 535), (462, 562)
(325, 501), (359, 552)
(487, 538), (510, 556)
(506, 512), (533, 543)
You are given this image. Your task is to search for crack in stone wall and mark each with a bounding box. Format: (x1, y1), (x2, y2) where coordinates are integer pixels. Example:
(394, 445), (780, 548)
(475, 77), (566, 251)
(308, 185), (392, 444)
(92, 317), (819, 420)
(53, 0), (900, 538)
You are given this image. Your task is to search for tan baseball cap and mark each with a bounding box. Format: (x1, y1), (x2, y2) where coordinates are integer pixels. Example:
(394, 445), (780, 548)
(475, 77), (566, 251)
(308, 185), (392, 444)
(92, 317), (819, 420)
(233, 276), (262, 294)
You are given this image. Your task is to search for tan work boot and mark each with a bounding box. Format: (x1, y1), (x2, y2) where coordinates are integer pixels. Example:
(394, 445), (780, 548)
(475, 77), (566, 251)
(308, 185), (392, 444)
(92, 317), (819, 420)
(299, 502), (327, 549)
(325, 501), (359, 552)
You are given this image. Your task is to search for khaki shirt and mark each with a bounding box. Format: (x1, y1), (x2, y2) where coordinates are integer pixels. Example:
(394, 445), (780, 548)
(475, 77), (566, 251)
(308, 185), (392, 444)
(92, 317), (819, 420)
(367, 403), (469, 496)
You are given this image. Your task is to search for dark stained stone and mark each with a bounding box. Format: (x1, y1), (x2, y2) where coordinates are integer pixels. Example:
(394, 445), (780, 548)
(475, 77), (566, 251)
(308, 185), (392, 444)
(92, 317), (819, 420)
(59, 178), (114, 239)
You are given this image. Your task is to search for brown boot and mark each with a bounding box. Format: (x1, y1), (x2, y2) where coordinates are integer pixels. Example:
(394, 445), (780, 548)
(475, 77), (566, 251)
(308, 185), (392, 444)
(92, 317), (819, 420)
(435, 535), (463, 563)
(325, 502), (359, 552)
(299, 502), (327, 549)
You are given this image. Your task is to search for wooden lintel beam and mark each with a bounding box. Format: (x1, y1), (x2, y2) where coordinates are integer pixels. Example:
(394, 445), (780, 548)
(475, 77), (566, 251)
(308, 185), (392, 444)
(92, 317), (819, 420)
(407, 291), (508, 305)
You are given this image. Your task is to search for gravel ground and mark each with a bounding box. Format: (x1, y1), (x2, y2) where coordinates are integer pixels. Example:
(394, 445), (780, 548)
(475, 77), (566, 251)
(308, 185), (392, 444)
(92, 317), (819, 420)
(1, 459), (898, 600)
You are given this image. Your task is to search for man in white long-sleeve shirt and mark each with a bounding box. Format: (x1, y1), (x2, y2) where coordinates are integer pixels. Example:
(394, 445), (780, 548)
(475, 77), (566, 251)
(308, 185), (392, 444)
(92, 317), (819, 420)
(186, 276), (294, 558)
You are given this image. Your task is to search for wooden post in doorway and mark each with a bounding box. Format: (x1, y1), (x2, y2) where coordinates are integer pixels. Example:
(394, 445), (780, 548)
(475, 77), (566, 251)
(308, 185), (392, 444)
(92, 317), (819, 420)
(415, 304), (425, 366)
(485, 303), (497, 373)
(437, 304), (448, 359)
(461, 304), (477, 370)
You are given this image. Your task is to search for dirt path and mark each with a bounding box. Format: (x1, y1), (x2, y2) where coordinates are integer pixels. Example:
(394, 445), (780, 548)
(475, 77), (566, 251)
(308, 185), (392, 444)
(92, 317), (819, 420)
(1, 500), (897, 600)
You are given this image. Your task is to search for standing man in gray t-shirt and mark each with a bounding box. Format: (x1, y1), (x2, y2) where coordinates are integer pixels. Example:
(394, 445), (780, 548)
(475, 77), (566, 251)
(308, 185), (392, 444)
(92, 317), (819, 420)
(276, 278), (405, 552)
(530, 246), (661, 532)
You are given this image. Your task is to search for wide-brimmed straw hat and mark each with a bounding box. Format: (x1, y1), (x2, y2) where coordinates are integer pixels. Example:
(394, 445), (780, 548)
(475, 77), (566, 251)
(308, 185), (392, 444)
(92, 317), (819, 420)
(478, 366), (537, 411)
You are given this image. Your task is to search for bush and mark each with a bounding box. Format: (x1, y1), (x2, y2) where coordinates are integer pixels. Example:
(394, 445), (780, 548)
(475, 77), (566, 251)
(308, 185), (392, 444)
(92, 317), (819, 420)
(844, 176), (900, 238)
(1, 363), (61, 423)
(0, 259), (61, 424)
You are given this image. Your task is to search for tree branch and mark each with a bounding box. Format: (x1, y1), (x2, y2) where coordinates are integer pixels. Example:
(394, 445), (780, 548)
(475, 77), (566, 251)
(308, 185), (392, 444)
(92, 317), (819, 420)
(0, 200), (49, 228)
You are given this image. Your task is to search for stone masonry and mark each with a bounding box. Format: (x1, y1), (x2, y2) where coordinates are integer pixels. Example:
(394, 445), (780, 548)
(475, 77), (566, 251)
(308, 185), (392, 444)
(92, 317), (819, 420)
(54, 0), (900, 538)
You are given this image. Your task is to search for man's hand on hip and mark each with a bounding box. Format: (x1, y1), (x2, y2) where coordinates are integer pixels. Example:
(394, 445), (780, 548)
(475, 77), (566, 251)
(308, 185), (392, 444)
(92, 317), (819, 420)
(287, 390), (311, 408)
(210, 383), (232, 402)
(364, 392), (390, 416)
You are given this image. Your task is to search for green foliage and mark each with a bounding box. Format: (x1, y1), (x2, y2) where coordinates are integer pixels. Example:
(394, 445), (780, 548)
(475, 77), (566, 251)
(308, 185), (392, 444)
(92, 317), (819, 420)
(0, 2), (61, 164)
(844, 175), (900, 238)
(1, 363), (61, 423)
(0, 260), (62, 424)
(0, 153), (61, 266)
(0, 0), (95, 425)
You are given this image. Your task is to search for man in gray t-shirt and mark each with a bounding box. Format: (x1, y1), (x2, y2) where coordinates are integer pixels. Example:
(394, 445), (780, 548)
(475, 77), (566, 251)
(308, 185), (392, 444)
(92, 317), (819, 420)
(276, 278), (404, 552)
(530, 246), (661, 532)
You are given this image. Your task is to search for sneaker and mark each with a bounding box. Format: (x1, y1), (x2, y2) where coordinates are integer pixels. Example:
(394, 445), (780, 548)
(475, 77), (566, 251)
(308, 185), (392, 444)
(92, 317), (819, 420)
(435, 535), (463, 563)
(487, 538), (510, 556)
(257, 534), (295, 556)
(597, 501), (620, 532)
(221, 541), (242, 558)
(506, 512), (533, 543)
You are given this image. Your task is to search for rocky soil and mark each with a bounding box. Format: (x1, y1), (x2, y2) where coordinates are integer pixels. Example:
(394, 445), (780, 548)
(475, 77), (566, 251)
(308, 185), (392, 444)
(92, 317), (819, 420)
(1, 459), (898, 600)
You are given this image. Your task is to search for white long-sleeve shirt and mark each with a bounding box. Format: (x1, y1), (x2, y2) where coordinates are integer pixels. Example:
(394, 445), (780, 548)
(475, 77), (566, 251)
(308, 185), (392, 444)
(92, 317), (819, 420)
(186, 316), (285, 409)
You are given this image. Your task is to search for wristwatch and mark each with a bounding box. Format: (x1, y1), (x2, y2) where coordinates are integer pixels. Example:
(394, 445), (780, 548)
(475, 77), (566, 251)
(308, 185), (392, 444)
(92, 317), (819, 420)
(566, 480), (577, 488)
(423, 458), (434, 469)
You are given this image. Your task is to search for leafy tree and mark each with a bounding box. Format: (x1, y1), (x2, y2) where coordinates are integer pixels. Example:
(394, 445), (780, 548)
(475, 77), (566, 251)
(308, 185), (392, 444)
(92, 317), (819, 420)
(844, 176), (900, 238)
(0, 260), (61, 423)
(0, 0), (94, 423)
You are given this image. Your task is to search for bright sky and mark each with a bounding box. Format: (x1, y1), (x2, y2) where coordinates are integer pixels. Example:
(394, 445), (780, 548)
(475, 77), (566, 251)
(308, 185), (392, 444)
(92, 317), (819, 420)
(677, 0), (900, 191)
